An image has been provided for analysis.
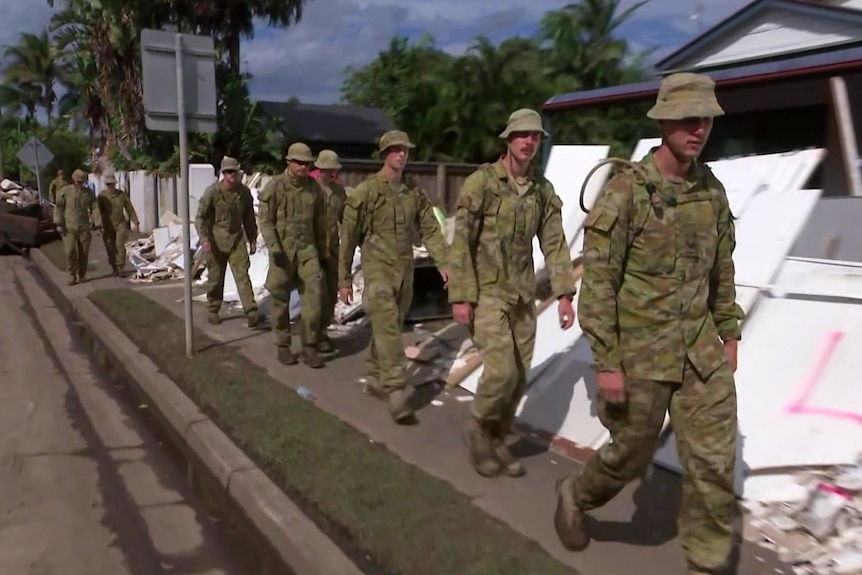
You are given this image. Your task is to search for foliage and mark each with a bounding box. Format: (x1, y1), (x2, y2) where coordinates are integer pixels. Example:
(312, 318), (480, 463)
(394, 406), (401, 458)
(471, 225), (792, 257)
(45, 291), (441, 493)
(341, 0), (657, 163)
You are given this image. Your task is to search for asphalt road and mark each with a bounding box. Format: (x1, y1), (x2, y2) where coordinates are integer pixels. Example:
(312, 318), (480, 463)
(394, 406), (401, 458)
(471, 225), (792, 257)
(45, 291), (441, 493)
(0, 256), (250, 575)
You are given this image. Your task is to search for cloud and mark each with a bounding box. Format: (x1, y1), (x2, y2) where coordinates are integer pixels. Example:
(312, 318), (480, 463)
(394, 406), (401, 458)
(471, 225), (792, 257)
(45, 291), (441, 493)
(243, 0), (752, 104)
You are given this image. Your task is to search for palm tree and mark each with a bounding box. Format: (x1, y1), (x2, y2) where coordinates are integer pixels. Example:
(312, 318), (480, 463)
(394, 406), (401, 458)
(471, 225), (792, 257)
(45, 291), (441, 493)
(2, 30), (60, 121)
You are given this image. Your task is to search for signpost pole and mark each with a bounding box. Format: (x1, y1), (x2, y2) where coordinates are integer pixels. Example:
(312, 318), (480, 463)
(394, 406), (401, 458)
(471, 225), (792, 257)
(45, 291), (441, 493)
(175, 33), (194, 359)
(34, 144), (43, 203)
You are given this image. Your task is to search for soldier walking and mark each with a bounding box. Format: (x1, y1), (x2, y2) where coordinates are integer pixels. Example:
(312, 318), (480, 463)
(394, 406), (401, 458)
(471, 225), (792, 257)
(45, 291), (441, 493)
(338, 130), (449, 423)
(259, 143), (327, 369)
(48, 169), (68, 204)
(97, 173), (139, 276)
(314, 149), (347, 353)
(53, 169), (97, 285)
(447, 109), (576, 478)
(195, 156), (262, 328)
(553, 73), (744, 575)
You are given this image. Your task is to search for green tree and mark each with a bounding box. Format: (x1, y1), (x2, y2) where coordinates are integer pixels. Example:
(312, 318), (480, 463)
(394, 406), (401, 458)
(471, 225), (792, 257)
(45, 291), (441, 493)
(2, 30), (60, 121)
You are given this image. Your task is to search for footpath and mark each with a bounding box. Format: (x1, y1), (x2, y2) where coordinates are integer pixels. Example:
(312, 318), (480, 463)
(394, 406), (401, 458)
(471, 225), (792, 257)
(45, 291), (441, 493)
(29, 241), (789, 575)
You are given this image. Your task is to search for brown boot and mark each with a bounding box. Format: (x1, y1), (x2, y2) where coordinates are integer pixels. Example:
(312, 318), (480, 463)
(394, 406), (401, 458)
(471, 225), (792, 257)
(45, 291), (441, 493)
(387, 388), (414, 423)
(111, 266), (120, 276)
(362, 376), (386, 398)
(302, 346), (325, 369)
(318, 336), (334, 353)
(463, 420), (502, 478)
(247, 311), (263, 328)
(208, 311), (221, 325)
(68, 275), (78, 285)
(278, 346), (298, 365)
(492, 421), (525, 477)
(554, 475), (590, 551)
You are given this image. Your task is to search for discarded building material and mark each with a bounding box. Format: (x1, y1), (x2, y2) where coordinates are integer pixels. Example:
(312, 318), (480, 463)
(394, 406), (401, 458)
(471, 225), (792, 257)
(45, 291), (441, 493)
(0, 177), (56, 250)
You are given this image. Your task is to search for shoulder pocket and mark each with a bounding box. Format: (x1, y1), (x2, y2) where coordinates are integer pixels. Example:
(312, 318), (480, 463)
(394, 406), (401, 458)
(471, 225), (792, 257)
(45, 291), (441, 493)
(584, 208), (618, 234)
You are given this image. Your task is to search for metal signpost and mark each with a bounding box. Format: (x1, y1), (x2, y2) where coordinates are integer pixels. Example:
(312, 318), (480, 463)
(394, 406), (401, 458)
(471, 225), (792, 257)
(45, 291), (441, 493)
(16, 136), (55, 202)
(141, 29), (217, 358)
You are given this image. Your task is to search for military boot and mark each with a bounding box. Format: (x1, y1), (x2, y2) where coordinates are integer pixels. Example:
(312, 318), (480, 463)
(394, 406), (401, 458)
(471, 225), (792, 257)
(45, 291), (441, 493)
(493, 420), (526, 477)
(387, 388), (414, 423)
(208, 311), (222, 325)
(68, 275), (78, 286)
(463, 419), (503, 478)
(247, 310), (263, 328)
(317, 335), (334, 353)
(278, 346), (298, 366)
(361, 376), (386, 398)
(554, 475), (590, 551)
(302, 346), (325, 369)
(111, 266), (121, 276)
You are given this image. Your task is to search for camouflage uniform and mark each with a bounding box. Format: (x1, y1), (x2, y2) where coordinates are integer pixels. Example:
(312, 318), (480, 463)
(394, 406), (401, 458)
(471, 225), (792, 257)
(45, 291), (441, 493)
(553, 73), (744, 575)
(338, 130), (448, 422)
(97, 173), (139, 275)
(314, 150), (347, 352)
(448, 109), (576, 478)
(53, 169), (96, 285)
(195, 156), (261, 327)
(48, 171), (68, 204)
(259, 143), (327, 368)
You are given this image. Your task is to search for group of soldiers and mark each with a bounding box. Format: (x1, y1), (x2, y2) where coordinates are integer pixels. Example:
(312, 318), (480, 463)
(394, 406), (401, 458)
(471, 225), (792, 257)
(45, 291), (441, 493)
(51, 168), (140, 285)
(52, 70), (742, 574)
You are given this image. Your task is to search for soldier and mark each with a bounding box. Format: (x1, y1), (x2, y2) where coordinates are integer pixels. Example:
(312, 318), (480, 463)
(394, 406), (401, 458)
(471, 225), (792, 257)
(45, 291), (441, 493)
(553, 73), (744, 575)
(314, 149), (347, 353)
(259, 143), (327, 368)
(48, 169), (68, 204)
(53, 169), (97, 285)
(97, 173), (139, 276)
(447, 108), (576, 478)
(338, 130), (449, 423)
(195, 156), (262, 328)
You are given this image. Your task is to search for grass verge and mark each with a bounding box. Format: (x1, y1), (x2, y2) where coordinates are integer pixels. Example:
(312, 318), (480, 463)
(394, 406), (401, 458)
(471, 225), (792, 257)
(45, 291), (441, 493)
(88, 288), (579, 575)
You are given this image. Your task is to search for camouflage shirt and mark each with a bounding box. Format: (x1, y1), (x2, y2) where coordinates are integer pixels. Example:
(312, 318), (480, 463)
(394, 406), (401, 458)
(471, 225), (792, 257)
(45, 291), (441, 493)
(258, 170), (325, 263)
(447, 159), (575, 306)
(317, 179), (346, 258)
(97, 188), (139, 230)
(53, 184), (96, 231)
(578, 150), (744, 382)
(195, 181), (258, 253)
(338, 169), (448, 288)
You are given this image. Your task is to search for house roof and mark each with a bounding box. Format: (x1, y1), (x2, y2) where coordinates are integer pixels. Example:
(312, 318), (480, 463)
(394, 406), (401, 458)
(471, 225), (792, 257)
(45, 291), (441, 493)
(257, 102), (394, 145)
(656, 0), (862, 72)
(542, 43), (862, 111)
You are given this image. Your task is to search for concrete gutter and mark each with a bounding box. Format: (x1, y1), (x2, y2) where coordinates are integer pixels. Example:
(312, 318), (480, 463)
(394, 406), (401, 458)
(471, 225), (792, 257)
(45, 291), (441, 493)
(29, 248), (366, 575)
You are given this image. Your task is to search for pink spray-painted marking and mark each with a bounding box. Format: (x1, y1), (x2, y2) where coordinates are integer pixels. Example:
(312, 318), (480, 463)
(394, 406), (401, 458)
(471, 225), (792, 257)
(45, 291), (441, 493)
(785, 330), (862, 425)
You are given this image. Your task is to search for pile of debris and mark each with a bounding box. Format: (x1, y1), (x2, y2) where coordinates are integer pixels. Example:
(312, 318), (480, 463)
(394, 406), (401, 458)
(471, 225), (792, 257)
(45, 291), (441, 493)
(1, 178), (40, 207)
(745, 461), (862, 574)
(125, 211), (203, 283)
(0, 177), (55, 252)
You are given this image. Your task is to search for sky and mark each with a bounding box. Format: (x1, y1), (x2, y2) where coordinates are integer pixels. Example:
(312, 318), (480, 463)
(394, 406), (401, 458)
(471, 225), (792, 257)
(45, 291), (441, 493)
(1, 0), (753, 105)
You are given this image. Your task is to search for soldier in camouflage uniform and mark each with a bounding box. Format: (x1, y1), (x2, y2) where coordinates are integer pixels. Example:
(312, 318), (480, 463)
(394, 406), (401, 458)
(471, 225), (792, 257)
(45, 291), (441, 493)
(48, 169), (68, 204)
(53, 169), (97, 285)
(553, 73), (744, 575)
(259, 143), (327, 369)
(314, 149), (347, 353)
(195, 156), (262, 328)
(448, 108), (577, 478)
(97, 173), (139, 276)
(338, 130), (449, 423)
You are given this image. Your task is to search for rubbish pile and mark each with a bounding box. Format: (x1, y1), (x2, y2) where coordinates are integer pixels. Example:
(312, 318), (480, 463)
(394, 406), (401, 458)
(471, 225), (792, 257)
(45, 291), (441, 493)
(0, 177), (55, 251)
(744, 461), (862, 574)
(125, 210), (202, 283)
(1, 178), (40, 207)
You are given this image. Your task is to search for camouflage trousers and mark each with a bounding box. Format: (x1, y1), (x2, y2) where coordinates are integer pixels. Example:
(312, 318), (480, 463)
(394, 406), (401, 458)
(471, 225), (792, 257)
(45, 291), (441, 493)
(363, 269), (413, 393)
(63, 227), (92, 278)
(101, 224), (129, 270)
(566, 359), (739, 574)
(265, 252), (322, 348)
(320, 255), (339, 335)
(205, 243), (257, 315)
(471, 295), (536, 429)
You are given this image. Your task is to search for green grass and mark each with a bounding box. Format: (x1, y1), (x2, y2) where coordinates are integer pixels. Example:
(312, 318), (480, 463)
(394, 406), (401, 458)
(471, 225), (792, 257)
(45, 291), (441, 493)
(88, 288), (579, 575)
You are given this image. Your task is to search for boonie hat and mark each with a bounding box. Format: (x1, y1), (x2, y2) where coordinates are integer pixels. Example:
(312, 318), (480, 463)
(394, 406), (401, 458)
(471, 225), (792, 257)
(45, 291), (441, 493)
(499, 108), (549, 139)
(647, 72), (725, 120)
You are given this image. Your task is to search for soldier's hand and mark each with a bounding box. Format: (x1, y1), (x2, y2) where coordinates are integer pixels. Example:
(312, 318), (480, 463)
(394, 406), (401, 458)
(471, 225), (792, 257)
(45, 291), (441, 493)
(248, 242), (257, 255)
(724, 340), (738, 372)
(201, 240), (211, 252)
(557, 295), (575, 330)
(339, 287), (353, 304)
(131, 222), (139, 232)
(56, 225), (65, 236)
(597, 370), (626, 404)
(438, 268), (449, 288)
(451, 302), (473, 326)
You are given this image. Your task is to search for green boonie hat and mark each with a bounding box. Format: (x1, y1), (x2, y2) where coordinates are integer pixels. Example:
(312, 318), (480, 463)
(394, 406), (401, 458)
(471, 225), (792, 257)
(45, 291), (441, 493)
(378, 130), (415, 154)
(72, 169), (88, 183)
(499, 108), (549, 139)
(285, 142), (315, 163)
(220, 156), (241, 172)
(104, 174), (117, 184)
(314, 149), (342, 170)
(647, 72), (725, 121)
